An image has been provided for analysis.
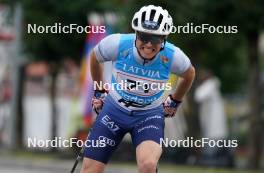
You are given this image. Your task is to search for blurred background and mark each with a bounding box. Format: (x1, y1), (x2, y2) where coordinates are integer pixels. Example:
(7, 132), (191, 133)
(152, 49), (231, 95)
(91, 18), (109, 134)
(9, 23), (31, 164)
(0, 0), (263, 172)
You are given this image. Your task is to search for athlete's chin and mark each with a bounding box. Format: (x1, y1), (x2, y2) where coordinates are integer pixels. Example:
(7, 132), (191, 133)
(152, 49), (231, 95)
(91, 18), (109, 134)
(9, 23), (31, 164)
(139, 54), (152, 59)
(140, 51), (157, 59)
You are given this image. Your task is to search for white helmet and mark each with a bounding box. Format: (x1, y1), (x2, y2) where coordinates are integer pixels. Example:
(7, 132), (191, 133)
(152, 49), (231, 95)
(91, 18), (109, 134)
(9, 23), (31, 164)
(132, 5), (173, 35)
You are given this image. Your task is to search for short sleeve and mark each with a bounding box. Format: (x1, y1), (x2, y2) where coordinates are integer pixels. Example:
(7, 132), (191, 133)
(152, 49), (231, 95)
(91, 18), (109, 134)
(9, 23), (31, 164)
(170, 47), (191, 75)
(93, 34), (121, 62)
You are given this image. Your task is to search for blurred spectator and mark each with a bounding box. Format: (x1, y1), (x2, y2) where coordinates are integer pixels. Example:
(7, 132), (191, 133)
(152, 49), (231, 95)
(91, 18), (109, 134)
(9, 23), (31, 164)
(0, 73), (12, 146)
(194, 69), (233, 167)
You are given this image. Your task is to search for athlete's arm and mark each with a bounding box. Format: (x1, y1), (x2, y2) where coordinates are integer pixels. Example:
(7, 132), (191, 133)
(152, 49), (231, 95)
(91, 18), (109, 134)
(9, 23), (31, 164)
(171, 65), (195, 101)
(90, 50), (104, 90)
(163, 65), (195, 117)
(170, 47), (195, 101)
(90, 34), (120, 89)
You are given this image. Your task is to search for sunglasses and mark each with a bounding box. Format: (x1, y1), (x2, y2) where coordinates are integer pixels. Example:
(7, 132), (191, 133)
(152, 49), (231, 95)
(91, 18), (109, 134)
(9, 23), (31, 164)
(137, 32), (166, 44)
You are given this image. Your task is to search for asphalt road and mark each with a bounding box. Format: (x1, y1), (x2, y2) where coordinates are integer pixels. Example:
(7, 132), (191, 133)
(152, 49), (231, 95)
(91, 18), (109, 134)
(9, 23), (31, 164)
(0, 157), (139, 173)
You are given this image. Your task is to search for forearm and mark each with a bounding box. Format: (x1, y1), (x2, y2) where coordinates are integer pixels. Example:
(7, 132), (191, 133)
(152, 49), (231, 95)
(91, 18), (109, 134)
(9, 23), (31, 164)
(90, 51), (104, 90)
(171, 66), (195, 101)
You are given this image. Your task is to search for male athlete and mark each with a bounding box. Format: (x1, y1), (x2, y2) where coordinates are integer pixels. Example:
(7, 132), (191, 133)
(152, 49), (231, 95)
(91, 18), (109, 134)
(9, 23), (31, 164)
(80, 5), (195, 173)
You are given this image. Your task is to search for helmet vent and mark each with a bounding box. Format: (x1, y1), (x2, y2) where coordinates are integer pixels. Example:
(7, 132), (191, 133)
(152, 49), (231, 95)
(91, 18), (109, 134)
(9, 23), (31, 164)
(157, 15), (163, 25)
(150, 9), (156, 21)
(142, 11), (146, 22)
(133, 18), (138, 27)
(163, 23), (170, 32)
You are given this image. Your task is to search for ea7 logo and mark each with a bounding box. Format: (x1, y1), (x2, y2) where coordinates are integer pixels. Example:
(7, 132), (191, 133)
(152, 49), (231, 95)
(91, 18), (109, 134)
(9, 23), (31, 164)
(101, 115), (120, 134)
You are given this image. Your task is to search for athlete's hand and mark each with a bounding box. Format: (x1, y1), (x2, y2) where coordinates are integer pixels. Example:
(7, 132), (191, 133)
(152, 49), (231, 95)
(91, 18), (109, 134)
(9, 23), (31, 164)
(163, 95), (182, 117)
(92, 90), (107, 114)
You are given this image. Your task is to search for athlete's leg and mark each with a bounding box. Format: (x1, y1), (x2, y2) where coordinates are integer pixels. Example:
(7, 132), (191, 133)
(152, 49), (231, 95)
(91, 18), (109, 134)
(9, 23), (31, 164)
(80, 99), (127, 173)
(80, 115), (126, 173)
(136, 140), (162, 173)
(80, 158), (105, 173)
(131, 112), (165, 173)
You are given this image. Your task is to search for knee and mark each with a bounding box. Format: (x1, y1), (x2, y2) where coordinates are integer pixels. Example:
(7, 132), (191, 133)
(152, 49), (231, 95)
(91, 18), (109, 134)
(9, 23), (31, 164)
(138, 159), (157, 173)
(80, 158), (104, 173)
(80, 161), (92, 173)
